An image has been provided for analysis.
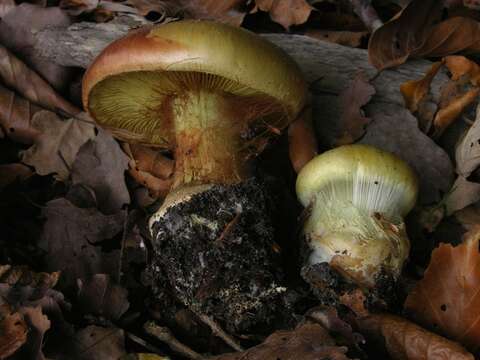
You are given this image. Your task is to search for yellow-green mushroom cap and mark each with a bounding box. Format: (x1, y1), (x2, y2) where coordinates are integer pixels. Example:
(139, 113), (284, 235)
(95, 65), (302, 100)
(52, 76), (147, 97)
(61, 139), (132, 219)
(82, 20), (308, 149)
(296, 144), (418, 219)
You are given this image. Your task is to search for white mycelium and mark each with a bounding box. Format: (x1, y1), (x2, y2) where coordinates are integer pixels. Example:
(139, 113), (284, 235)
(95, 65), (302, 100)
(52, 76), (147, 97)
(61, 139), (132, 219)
(296, 144), (418, 287)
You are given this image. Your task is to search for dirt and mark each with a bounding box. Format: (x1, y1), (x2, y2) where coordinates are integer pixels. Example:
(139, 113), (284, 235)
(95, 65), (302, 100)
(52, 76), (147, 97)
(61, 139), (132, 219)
(149, 178), (297, 334)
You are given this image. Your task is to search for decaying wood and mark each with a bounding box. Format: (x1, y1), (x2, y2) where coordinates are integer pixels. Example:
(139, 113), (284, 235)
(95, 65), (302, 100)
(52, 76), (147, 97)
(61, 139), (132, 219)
(33, 22), (454, 204)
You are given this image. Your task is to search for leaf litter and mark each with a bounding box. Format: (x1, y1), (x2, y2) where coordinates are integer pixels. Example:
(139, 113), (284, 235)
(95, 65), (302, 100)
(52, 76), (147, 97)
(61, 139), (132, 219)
(5, 0), (480, 359)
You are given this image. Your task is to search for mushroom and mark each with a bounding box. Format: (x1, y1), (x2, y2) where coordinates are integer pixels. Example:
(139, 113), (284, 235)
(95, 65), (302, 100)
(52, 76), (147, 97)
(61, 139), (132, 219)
(83, 20), (308, 332)
(296, 144), (418, 290)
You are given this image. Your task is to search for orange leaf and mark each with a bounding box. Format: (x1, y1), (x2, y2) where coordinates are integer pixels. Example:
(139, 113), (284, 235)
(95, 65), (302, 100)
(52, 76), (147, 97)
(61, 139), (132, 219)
(432, 87), (480, 138)
(254, 0), (313, 29)
(404, 226), (480, 351)
(358, 314), (474, 360)
(444, 55), (480, 86)
(400, 61), (442, 113)
(288, 107), (317, 173)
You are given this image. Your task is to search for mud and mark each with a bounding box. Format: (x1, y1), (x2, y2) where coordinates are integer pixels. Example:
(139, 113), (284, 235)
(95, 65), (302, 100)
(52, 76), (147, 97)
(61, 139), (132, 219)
(149, 178), (294, 334)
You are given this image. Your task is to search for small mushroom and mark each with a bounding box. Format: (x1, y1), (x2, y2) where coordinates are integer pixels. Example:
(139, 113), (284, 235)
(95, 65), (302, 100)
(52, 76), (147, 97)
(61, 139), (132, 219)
(83, 20), (308, 332)
(296, 144), (418, 290)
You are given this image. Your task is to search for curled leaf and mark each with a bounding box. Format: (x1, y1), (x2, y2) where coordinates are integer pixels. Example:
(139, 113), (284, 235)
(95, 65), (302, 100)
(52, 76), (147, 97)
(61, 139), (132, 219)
(358, 314), (474, 360)
(404, 226), (480, 351)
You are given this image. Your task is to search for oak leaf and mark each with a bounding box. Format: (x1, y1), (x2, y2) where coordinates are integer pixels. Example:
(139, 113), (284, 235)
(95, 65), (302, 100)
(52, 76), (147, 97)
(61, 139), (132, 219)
(404, 226), (480, 351)
(336, 72), (375, 145)
(21, 111), (96, 180)
(358, 314), (474, 360)
(211, 323), (351, 360)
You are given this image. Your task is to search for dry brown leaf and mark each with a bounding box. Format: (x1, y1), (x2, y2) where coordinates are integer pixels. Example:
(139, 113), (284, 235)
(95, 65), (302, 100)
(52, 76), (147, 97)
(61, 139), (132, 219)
(444, 55), (480, 85)
(77, 274), (129, 321)
(358, 314), (474, 360)
(0, 4), (73, 92)
(0, 44), (79, 116)
(455, 104), (480, 177)
(0, 265), (60, 289)
(72, 129), (130, 214)
(432, 87), (480, 138)
(336, 72), (376, 145)
(63, 325), (126, 360)
(0, 83), (42, 144)
(211, 323), (351, 360)
(306, 30), (367, 48)
(39, 198), (125, 288)
(60, 0), (99, 16)
(0, 305), (27, 360)
(400, 62), (442, 114)
(123, 143), (173, 199)
(288, 108), (317, 173)
(254, 0), (313, 29)
(21, 111), (96, 180)
(368, 0), (442, 70)
(445, 176), (480, 215)
(0, 0), (15, 18)
(0, 164), (33, 191)
(18, 306), (51, 360)
(404, 226), (480, 351)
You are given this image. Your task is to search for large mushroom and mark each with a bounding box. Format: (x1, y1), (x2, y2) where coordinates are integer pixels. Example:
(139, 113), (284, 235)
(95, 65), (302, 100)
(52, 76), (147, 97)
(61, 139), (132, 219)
(83, 20), (309, 332)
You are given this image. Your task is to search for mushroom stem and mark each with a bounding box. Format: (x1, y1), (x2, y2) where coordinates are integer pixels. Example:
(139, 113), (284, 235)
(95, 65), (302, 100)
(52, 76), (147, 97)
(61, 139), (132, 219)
(172, 89), (244, 190)
(304, 198), (410, 288)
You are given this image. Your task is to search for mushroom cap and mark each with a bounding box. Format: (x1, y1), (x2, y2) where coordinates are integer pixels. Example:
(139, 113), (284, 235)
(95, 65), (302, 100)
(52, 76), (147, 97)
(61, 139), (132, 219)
(296, 144), (418, 218)
(82, 20), (308, 148)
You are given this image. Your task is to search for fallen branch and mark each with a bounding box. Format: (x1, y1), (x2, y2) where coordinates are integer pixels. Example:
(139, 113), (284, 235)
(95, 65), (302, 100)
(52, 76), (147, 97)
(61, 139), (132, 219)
(144, 321), (204, 360)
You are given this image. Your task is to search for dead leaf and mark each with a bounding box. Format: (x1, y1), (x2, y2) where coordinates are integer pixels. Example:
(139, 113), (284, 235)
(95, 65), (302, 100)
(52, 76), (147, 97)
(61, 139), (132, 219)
(72, 129), (130, 214)
(358, 314), (474, 360)
(368, 0), (442, 70)
(0, 43), (79, 116)
(432, 87), (479, 138)
(0, 265), (60, 289)
(0, 305), (27, 360)
(21, 111), (96, 180)
(60, 0), (99, 16)
(359, 106), (454, 204)
(18, 306), (51, 360)
(306, 30), (367, 48)
(254, 0), (313, 29)
(288, 108), (318, 173)
(456, 104), (480, 177)
(0, 0), (15, 18)
(445, 176), (480, 215)
(336, 72), (376, 145)
(400, 62), (443, 114)
(455, 204), (480, 230)
(77, 274), (129, 321)
(0, 4), (74, 92)
(122, 143), (173, 198)
(444, 55), (480, 85)
(61, 326), (126, 360)
(39, 198), (124, 288)
(404, 226), (480, 351)
(211, 323), (351, 360)
(0, 164), (33, 191)
(0, 83), (43, 144)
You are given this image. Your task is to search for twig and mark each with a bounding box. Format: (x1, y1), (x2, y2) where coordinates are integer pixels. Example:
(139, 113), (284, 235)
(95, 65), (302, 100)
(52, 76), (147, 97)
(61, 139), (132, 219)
(214, 212), (241, 246)
(195, 313), (244, 352)
(144, 321), (204, 360)
(126, 331), (166, 356)
(350, 0), (383, 32)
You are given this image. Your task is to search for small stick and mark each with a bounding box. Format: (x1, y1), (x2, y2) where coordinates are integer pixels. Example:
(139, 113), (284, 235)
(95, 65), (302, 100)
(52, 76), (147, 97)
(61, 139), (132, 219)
(144, 321), (204, 360)
(195, 313), (244, 352)
(214, 213), (241, 246)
